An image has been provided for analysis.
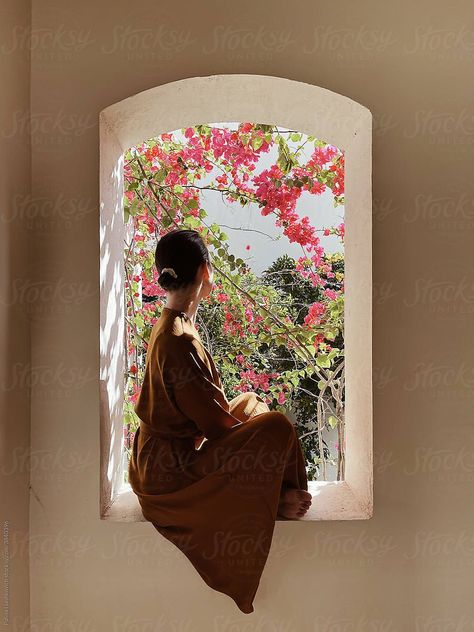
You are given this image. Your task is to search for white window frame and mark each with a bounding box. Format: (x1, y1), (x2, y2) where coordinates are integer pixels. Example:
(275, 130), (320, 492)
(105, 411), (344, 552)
(99, 74), (373, 522)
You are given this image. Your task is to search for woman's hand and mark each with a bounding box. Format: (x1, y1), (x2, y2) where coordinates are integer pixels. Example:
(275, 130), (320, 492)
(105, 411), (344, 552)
(228, 391), (271, 423)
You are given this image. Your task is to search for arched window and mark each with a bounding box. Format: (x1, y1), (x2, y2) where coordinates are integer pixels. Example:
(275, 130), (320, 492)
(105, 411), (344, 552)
(99, 74), (373, 522)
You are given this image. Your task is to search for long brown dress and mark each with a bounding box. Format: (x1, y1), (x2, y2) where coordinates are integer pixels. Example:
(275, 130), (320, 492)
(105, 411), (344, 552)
(128, 306), (308, 614)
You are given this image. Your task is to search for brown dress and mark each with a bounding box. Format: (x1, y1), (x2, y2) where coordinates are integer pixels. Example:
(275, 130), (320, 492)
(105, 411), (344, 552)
(128, 306), (308, 614)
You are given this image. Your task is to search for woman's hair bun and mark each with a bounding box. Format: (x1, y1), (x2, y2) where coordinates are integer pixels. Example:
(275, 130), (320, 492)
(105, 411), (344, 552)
(155, 228), (210, 291)
(158, 268), (180, 290)
(161, 267), (178, 279)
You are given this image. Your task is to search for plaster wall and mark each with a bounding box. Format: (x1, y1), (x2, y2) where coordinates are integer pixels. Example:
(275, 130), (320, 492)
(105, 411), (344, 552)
(1, 0), (31, 627)
(26, 1), (474, 628)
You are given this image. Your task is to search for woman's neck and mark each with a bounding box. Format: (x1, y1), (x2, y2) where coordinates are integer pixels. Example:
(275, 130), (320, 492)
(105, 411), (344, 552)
(165, 295), (200, 324)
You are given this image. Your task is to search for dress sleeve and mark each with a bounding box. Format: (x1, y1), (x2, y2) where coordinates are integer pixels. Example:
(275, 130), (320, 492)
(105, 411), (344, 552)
(164, 336), (243, 441)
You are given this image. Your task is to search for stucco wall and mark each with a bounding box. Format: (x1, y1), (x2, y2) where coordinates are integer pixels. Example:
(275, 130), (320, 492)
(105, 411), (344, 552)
(27, 1), (474, 629)
(1, 0), (31, 628)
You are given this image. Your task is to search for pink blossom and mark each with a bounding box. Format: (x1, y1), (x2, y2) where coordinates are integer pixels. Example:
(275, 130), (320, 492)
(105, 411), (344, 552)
(323, 288), (338, 300)
(304, 302), (327, 326)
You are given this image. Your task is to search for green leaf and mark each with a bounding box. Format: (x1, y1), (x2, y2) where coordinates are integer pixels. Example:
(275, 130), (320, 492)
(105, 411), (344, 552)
(125, 197), (139, 219)
(252, 136), (264, 150)
(316, 353), (331, 368)
(185, 216), (199, 228)
(328, 415), (338, 429)
(155, 169), (166, 183)
(134, 314), (145, 329)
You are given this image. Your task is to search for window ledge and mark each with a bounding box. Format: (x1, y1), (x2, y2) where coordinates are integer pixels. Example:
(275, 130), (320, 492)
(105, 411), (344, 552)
(102, 480), (372, 523)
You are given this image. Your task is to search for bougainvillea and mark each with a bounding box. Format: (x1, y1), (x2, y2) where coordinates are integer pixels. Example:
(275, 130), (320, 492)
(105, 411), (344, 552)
(122, 123), (346, 482)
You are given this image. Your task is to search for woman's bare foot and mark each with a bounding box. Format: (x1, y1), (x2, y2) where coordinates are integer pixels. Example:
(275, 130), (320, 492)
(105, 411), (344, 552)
(277, 488), (312, 519)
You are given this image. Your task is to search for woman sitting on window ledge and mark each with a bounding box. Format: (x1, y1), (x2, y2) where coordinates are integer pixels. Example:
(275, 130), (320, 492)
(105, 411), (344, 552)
(128, 227), (311, 615)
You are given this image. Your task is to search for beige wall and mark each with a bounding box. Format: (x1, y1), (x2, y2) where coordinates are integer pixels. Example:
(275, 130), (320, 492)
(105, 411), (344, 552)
(0, 0), (31, 628)
(26, 0), (474, 629)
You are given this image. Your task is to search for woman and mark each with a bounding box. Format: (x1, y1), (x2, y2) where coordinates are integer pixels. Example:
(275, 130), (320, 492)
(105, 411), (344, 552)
(129, 228), (311, 614)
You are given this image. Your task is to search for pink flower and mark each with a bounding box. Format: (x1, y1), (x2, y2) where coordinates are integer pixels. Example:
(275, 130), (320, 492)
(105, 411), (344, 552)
(278, 391), (286, 405)
(323, 288), (338, 300)
(304, 302), (327, 326)
(240, 122), (253, 133)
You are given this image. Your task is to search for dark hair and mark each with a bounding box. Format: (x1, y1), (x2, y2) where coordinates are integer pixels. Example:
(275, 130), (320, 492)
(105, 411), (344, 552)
(155, 228), (210, 291)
